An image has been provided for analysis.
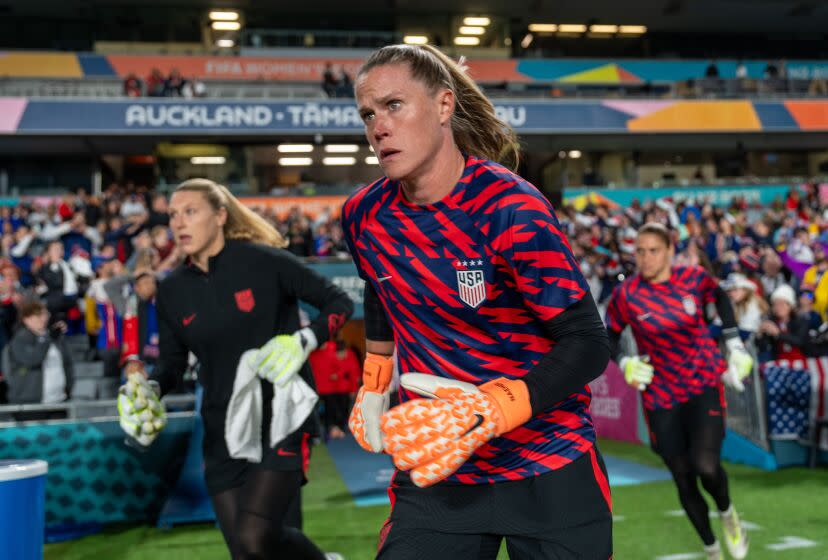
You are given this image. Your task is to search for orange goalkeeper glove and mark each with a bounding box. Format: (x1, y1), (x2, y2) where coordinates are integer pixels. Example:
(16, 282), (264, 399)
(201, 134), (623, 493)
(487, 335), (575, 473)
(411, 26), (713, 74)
(381, 373), (532, 488)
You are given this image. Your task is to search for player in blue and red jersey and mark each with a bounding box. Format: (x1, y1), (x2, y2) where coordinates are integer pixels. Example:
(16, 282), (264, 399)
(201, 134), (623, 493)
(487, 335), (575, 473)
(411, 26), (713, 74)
(606, 223), (752, 560)
(342, 44), (612, 559)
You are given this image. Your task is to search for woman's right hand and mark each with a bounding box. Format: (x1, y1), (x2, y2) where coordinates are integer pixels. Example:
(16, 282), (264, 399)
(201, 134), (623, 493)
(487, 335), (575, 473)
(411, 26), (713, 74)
(760, 320), (780, 336)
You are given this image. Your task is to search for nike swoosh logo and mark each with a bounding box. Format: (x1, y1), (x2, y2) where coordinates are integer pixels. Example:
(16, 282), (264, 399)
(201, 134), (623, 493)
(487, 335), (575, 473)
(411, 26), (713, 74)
(277, 448), (297, 457)
(182, 314), (196, 326)
(377, 276), (392, 282)
(636, 313), (652, 321)
(463, 414), (485, 436)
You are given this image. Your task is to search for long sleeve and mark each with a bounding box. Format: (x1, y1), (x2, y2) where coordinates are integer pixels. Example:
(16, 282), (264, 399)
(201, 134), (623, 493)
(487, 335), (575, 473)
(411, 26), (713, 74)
(274, 250), (354, 345)
(151, 288), (190, 396)
(522, 295), (611, 414)
(7, 330), (50, 367)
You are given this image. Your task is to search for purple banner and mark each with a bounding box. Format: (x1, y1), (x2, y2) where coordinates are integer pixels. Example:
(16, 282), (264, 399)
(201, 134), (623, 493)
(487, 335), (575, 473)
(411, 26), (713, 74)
(588, 361), (641, 443)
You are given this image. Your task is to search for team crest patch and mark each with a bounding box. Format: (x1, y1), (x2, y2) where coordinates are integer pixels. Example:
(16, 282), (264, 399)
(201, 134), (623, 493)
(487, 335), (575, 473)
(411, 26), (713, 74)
(235, 288), (255, 312)
(456, 265), (486, 308)
(682, 295), (697, 316)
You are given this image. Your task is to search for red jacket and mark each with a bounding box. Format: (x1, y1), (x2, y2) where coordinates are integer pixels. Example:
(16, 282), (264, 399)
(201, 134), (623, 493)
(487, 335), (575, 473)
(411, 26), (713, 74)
(309, 342), (361, 395)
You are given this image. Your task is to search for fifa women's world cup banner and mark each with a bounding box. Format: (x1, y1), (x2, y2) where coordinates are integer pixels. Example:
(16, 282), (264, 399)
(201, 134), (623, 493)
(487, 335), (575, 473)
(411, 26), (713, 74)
(588, 360), (642, 443)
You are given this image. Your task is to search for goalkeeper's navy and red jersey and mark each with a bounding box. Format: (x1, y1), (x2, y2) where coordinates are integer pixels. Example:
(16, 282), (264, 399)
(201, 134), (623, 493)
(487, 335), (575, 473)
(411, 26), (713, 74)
(342, 155), (595, 485)
(605, 265), (727, 411)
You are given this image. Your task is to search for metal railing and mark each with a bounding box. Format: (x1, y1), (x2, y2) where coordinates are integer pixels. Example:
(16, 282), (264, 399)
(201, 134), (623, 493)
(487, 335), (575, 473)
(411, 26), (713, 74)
(0, 394), (196, 425)
(0, 77), (327, 100)
(1, 76), (825, 101)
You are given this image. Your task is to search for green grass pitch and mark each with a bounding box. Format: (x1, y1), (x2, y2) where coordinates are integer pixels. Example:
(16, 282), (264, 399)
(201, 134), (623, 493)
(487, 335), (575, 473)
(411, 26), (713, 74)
(45, 439), (828, 559)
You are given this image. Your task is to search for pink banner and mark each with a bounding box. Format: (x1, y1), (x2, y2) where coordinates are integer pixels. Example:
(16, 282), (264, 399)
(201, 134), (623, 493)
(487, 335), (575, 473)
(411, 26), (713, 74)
(588, 361), (641, 443)
(0, 98), (27, 133)
(105, 55), (527, 83)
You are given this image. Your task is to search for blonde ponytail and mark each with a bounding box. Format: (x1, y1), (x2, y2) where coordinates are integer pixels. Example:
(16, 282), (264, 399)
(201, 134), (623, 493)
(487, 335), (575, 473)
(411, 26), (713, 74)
(358, 44), (520, 169)
(175, 179), (288, 248)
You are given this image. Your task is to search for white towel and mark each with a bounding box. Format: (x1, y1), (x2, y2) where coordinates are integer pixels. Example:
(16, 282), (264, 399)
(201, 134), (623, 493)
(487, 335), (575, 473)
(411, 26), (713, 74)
(225, 350), (319, 463)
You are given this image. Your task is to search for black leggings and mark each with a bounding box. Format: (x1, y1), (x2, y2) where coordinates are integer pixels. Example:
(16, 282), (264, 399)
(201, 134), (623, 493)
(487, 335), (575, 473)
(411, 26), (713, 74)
(646, 387), (731, 546)
(210, 469), (326, 560)
(664, 450), (731, 546)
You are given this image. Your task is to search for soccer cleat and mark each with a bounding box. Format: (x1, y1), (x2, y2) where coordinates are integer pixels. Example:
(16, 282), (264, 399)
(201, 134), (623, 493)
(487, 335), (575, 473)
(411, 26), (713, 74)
(704, 541), (721, 560)
(721, 506), (749, 559)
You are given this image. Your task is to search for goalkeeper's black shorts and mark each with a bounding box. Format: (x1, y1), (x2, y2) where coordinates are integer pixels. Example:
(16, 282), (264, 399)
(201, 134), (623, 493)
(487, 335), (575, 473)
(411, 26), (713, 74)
(376, 446), (613, 560)
(643, 384), (726, 460)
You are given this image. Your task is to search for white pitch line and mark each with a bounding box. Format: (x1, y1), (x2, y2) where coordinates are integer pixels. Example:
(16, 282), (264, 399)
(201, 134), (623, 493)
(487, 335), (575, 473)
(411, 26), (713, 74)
(765, 536), (819, 551)
(663, 510), (761, 530)
(654, 553), (704, 560)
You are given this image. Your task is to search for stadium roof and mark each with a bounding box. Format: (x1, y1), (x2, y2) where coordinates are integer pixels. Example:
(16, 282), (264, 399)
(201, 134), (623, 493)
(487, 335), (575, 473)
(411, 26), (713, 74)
(5, 0), (828, 34)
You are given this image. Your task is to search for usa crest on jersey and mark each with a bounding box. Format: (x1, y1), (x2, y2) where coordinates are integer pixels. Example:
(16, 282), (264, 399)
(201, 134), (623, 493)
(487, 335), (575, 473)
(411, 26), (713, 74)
(682, 295), (697, 316)
(457, 268), (486, 308)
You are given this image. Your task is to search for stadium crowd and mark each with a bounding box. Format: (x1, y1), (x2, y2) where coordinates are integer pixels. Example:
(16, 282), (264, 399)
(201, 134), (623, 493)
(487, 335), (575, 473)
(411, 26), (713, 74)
(0, 180), (826, 408)
(0, 183), (349, 411)
(562, 182), (828, 363)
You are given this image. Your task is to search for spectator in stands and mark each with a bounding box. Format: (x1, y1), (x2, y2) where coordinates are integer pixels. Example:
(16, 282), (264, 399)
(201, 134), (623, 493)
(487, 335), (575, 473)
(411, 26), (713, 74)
(132, 247), (160, 272)
(757, 284), (809, 361)
(145, 193), (170, 229)
(78, 189), (103, 228)
(0, 270), (20, 402)
(787, 226), (815, 264)
(10, 225), (36, 287)
(125, 229), (152, 271)
(759, 251), (789, 297)
(193, 77), (207, 98)
(797, 289), (822, 332)
(3, 299), (74, 419)
(123, 73), (143, 97)
(313, 223), (334, 257)
(747, 219), (774, 248)
(104, 216), (143, 263)
(165, 68), (187, 97)
(36, 240), (78, 326)
(722, 273), (766, 336)
(337, 67), (354, 98)
(121, 193), (148, 219)
(327, 221), (349, 257)
(286, 217), (313, 257)
(95, 259), (126, 379)
(57, 193), (75, 222)
(146, 68), (166, 97)
(46, 212), (102, 262)
(705, 61), (720, 78)
(120, 269), (159, 369)
(309, 336), (360, 439)
(735, 61), (748, 79)
(803, 245), (828, 320)
(322, 62), (338, 97)
(151, 225), (174, 260)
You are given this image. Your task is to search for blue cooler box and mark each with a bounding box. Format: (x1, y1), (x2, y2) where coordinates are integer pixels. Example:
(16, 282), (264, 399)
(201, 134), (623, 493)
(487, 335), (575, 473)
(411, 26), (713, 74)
(0, 459), (48, 560)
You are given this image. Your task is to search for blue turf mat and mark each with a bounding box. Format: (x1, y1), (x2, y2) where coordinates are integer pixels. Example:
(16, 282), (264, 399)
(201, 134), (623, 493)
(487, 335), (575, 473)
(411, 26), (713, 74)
(325, 436), (394, 506)
(602, 454), (672, 486)
(326, 435), (671, 506)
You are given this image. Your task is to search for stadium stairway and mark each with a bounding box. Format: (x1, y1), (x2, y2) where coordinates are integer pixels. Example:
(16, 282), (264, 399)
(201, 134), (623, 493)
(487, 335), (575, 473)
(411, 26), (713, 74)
(65, 335), (120, 408)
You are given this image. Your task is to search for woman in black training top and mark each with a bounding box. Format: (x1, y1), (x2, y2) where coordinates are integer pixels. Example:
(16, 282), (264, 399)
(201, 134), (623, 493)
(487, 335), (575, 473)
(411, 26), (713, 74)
(152, 179), (352, 560)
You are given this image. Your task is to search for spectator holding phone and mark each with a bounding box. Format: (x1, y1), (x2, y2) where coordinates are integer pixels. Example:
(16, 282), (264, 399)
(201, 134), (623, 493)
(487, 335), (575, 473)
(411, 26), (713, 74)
(3, 300), (74, 419)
